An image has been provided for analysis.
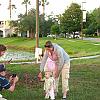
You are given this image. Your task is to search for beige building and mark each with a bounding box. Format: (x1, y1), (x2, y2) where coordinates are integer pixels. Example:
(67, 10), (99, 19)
(0, 20), (12, 37)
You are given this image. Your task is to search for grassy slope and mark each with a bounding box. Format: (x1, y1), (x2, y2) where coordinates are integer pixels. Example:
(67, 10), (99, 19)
(0, 37), (100, 57)
(1, 57), (100, 100)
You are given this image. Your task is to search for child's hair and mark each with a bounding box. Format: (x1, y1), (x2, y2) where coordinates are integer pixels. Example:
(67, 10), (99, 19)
(45, 71), (53, 77)
(0, 44), (7, 51)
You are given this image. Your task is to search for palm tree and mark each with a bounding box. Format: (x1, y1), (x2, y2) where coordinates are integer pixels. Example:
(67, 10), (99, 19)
(41, 0), (49, 16)
(22, 0), (31, 16)
(41, 0), (49, 36)
(8, 0), (16, 20)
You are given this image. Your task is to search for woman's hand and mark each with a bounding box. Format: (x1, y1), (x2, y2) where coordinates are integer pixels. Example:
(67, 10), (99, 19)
(54, 65), (59, 78)
(54, 71), (59, 78)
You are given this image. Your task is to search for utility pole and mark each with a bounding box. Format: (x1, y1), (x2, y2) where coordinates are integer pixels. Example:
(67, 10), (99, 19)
(36, 0), (39, 48)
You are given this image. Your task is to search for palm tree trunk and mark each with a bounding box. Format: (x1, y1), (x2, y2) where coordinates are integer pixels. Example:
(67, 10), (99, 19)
(25, 3), (27, 15)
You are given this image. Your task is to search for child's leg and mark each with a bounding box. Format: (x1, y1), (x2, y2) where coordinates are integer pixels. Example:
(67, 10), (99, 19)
(45, 92), (49, 99)
(49, 87), (55, 100)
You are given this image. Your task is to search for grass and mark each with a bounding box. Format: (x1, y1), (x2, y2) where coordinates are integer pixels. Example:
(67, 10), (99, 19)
(0, 37), (100, 57)
(1, 57), (100, 100)
(0, 37), (100, 99)
(69, 57), (100, 100)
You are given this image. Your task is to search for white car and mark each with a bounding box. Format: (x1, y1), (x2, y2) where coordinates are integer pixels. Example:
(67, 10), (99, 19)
(68, 32), (81, 38)
(47, 34), (56, 38)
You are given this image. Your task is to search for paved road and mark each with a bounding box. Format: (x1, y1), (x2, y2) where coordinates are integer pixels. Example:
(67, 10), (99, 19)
(83, 38), (100, 42)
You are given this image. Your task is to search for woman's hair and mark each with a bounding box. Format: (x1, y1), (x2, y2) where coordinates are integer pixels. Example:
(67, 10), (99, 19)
(44, 41), (53, 48)
(0, 44), (7, 51)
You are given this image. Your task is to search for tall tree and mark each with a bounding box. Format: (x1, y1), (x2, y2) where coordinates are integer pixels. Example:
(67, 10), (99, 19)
(39, 15), (55, 37)
(86, 7), (100, 36)
(60, 3), (82, 38)
(41, 0), (49, 15)
(8, 0), (16, 20)
(40, 0), (49, 36)
(96, 7), (100, 36)
(22, 0), (31, 15)
(51, 24), (60, 35)
(10, 8), (36, 38)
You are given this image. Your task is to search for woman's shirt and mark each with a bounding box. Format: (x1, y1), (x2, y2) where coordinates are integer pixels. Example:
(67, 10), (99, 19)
(40, 43), (70, 72)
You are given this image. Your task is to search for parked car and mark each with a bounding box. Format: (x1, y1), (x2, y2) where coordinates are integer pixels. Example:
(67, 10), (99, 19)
(47, 34), (56, 38)
(66, 32), (81, 38)
(74, 32), (81, 38)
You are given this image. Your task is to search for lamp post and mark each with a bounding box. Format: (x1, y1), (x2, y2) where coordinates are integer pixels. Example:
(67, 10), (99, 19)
(81, 1), (86, 40)
(36, 0), (39, 48)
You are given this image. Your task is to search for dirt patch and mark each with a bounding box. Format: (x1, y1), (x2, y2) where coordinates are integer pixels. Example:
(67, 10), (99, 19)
(21, 73), (44, 88)
(5, 72), (44, 89)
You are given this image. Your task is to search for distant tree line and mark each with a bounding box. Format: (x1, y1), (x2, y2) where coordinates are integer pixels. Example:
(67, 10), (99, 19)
(10, 2), (100, 38)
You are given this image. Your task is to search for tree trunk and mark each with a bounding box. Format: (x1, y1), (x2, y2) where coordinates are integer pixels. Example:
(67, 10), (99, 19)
(64, 33), (66, 38)
(97, 29), (100, 36)
(29, 29), (34, 38)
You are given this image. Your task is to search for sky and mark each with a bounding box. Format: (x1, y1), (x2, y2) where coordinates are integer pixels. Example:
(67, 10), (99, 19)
(0, 0), (100, 20)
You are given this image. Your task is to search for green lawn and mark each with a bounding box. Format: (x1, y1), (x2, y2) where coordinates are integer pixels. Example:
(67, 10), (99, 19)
(0, 37), (100, 100)
(1, 57), (100, 100)
(0, 37), (100, 57)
